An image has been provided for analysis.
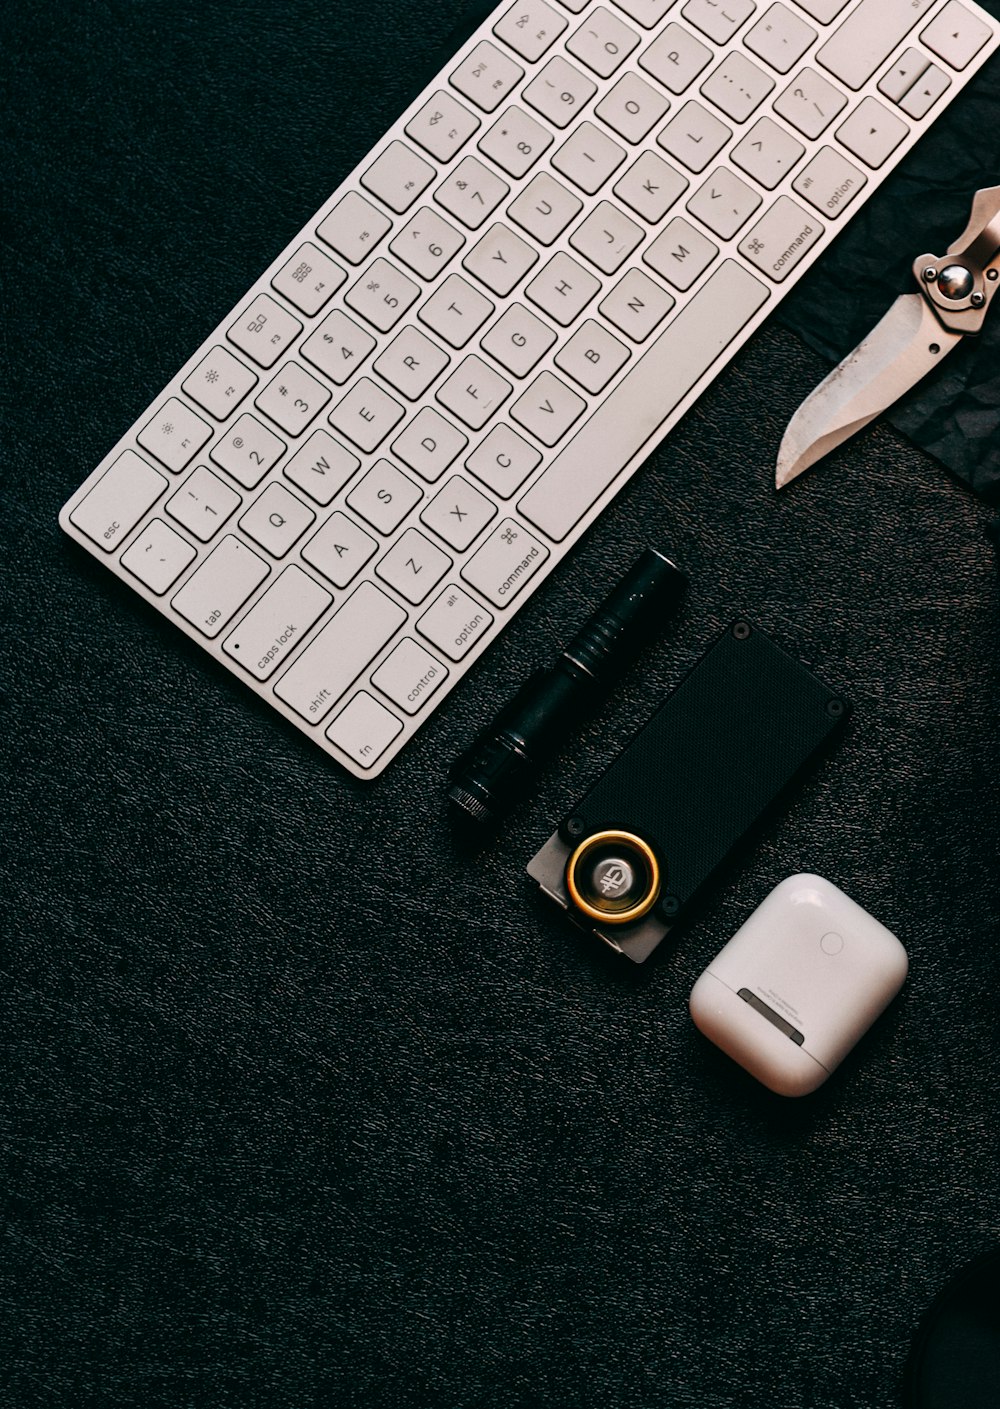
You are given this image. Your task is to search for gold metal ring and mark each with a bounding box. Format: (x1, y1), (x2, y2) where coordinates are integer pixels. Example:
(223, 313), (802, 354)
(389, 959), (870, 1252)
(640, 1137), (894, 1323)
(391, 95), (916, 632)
(565, 829), (661, 926)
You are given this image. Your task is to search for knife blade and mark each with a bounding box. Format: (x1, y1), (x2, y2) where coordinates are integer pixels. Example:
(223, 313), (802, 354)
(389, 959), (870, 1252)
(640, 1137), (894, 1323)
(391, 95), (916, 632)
(776, 184), (1000, 490)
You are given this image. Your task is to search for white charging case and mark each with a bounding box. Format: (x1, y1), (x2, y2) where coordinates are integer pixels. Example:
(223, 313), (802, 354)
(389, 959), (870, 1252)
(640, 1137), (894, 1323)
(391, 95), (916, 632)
(689, 874), (908, 1096)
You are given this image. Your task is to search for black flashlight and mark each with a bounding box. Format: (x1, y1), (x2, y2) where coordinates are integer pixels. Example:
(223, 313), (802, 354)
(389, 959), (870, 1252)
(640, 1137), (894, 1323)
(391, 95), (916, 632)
(447, 548), (687, 825)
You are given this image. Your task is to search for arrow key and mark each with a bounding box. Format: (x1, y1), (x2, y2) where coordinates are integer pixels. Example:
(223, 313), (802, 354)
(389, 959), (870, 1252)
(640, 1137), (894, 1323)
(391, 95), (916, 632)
(834, 96), (909, 169)
(899, 63), (951, 120)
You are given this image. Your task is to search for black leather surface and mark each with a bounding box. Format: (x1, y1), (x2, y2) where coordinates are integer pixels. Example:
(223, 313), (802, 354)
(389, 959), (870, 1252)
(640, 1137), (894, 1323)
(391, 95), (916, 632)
(4, 3), (1000, 1406)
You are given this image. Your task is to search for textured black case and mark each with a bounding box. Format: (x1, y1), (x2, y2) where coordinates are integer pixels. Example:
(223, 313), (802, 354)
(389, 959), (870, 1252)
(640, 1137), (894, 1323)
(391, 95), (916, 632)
(565, 623), (849, 917)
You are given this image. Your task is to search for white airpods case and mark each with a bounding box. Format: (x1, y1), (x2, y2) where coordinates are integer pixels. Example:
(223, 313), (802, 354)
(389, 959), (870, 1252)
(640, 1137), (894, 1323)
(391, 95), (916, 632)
(689, 874), (908, 1096)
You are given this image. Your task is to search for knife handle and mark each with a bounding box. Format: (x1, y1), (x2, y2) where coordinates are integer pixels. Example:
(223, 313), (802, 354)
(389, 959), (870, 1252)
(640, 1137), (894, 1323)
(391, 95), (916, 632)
(946, 183), (1000, 264)
(911, 184), (1000, 335)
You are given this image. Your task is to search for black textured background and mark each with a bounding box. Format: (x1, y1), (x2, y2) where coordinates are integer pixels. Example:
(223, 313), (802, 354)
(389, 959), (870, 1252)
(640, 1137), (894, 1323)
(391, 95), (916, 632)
(3, 3), (1000, 1406)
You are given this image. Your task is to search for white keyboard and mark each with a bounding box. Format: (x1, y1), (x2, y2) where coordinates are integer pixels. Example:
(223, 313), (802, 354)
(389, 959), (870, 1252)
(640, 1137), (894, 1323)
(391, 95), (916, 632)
(60, 0), (999, 778)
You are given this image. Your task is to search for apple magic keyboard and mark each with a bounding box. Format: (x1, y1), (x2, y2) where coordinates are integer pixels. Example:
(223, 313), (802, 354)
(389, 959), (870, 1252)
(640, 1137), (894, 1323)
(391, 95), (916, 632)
(60, 0), (999, 778)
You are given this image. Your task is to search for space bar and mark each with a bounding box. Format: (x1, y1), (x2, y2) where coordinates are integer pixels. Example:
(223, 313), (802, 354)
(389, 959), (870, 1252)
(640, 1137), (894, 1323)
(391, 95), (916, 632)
(517, 260), (769, 543)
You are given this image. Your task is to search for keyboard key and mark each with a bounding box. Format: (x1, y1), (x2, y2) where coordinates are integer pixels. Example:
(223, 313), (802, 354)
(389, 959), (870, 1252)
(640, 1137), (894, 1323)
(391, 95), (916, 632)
(525, 250), (601, 323)
(639, 23), (713, 93)
(301, 511), (378, 587)
(731, 116), (805, 189)
(612, 0), (677, 26)
(461, 518), (551, 606)
(643, 216), (718, 290)
(899, 64), (951, 120)
(681, 0), (755, 44)
(700, 51), (774, 122)
(419, 273), (495, 348)
(120, 518), (197, 595)
(325, 692), (403, 769)
(518, 260), (769, 541)
(375, 527), (453, 603)
(686, 167), (762, 239)
(834, 97), (909, 168)
(878, 48), (931, 103)
(595, 71), (670, 143)
(274, 581), (406, 723)
(816, 0), (935, 90)
(283, 429), (360, 505)
(523, 55), (598, 127)
(391, 407), (468, 482)
(172, 535), (269, 638)
(479, 303), (557, 377)
(360, 140), (436, 214)
(613, 150), (689, 223)
(181, 346), (258, 421)
(166, 465), (241, 541)
(434, 156), (510, 229)
(211, 414), (286, 489)
(465, 424), (543, 497)
(510, 370), (587, 445)
(557, 0), (590, 10)
(316, 191), (392, 265)
(345, 458), (422, 533)
(792, 145), (867, 218)
(436, 354), (513, 429)
(566, 7), (641, 77)
(737, 195), (823, 280)
(227, 294), (302, 368)
(657, 101), (732, 173)
(138, 399), (212, 472)
(238, 482), (315, 556)
(462, 223), (540, 297)
(389, 207), (465, 281)
(371, 638), (449, 714)
(300, 308), (377, 384)
(417, 584), (495, 661)
(554, 319), (630, 393)
(329, 377), (405, 451)
(255, 362), (331, 436)
(271, 242), (346, 315)
(569, 200), (644, 273)
(343, 258), (420, 332)
(404, 90), (480, 162)
(507, 172), (583, 245)
(794, 0), (850, 20)
(551, 120), (627, 193)
(921, 1), (992, 69)
(420, 475), (498, 550)
(373, 324), (450, 400)
(772, 67), (847, 139)
(222, 565), (332, 680)
(744, 4), (817, 73)
(493, 0), (569, 61)
(450, 40), (525, 113)
(70, 450), (168, 552)
(599, 267), (675, 341)
(478, 106), (554, 178)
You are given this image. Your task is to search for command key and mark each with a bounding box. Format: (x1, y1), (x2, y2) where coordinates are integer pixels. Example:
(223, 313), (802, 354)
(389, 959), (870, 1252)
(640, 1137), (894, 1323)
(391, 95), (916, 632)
(460, 519), (550, 608)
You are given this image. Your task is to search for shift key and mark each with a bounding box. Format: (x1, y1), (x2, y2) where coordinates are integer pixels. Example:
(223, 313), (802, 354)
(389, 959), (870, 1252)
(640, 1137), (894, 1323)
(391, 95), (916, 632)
(274, 581), (406, 724)
(816, 0), (935, 90)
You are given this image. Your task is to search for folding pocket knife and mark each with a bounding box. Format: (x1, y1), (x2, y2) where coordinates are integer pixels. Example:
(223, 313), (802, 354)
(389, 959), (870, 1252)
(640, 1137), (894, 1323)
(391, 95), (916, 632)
(776, 184), (1000, 489)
